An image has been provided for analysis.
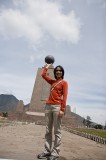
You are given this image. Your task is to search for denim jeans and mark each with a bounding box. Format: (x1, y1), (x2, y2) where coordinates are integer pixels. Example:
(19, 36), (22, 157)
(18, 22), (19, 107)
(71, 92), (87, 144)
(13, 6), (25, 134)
(44, 104), (62, 157)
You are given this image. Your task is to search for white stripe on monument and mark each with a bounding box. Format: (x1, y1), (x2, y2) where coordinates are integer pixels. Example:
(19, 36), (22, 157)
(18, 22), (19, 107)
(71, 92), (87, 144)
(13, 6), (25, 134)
(26, 111), (45, 116)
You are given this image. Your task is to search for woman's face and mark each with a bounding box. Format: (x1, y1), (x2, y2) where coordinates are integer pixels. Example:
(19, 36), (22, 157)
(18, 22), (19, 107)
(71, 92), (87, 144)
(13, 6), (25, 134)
(55, 67), (62, 79)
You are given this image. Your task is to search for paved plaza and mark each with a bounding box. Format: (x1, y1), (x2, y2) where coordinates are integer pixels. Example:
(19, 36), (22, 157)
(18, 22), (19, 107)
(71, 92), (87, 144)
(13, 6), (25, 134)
(0, 123), (106, 160)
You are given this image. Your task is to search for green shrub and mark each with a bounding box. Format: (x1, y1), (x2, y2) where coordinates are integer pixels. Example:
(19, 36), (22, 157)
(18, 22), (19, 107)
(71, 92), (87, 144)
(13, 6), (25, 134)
(2, 112), (8, 117)
(94, 124), (103, 129)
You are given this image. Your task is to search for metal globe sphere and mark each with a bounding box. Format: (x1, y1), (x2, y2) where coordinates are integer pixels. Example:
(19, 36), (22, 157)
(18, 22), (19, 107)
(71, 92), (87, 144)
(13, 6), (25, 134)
(45, 55), (55, 64)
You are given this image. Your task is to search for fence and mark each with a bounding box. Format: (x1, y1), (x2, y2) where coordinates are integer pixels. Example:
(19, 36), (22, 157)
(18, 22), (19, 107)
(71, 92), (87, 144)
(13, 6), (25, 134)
(63, 127), (106, 145)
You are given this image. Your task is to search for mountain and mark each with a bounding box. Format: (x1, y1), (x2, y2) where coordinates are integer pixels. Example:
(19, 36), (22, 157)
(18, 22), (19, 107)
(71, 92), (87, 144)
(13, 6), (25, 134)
(0, 94), (19, 112)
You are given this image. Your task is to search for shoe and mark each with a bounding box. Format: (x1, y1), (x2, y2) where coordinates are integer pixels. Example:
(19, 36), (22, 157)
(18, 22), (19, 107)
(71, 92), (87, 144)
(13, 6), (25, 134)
(47, 155), (59, 160)
(37, 152), (51, 159)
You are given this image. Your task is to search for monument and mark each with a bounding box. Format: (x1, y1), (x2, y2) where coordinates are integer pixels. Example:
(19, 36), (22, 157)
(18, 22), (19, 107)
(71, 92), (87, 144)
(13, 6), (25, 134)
(16, 100), (24, 113)
(26, 56), (77, 127)
(29, 55), (55, 112)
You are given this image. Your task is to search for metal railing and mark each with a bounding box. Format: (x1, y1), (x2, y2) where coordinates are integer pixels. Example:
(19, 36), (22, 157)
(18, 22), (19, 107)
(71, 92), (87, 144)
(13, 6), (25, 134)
(63, 127), (106, 145)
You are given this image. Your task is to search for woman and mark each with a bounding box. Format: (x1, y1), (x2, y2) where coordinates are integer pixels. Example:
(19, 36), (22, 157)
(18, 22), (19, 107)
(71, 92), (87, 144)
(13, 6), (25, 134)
(37, 63), (68, 160)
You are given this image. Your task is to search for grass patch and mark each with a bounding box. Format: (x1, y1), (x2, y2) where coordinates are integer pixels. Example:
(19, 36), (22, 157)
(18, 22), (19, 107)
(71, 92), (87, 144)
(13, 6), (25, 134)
(0, 117), (13, 127)
(74, 128), (106, 139)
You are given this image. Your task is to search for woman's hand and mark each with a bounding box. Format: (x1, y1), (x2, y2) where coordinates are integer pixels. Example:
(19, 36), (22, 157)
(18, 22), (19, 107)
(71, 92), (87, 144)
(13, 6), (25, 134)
(58, 110), (64, 117)
(45, 63), (52, 68)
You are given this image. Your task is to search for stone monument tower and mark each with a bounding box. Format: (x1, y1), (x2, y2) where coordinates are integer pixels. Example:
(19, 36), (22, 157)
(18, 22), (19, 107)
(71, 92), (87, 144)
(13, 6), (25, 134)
(29, 64), (54, 112)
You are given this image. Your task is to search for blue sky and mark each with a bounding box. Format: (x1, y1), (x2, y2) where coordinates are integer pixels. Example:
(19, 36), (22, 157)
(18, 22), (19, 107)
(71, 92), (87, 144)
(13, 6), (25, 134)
(0, 0), (106, 125)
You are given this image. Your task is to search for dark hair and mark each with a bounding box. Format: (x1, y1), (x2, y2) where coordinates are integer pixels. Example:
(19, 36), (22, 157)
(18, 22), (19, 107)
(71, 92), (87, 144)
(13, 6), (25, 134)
(54, 65), (64, 79)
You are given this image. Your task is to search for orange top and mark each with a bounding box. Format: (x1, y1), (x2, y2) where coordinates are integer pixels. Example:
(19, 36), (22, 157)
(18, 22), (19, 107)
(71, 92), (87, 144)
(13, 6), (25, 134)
(42, 68), (68, 112)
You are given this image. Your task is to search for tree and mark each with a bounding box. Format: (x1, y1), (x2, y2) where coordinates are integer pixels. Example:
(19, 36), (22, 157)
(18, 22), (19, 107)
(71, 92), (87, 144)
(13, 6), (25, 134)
(2, 112), (8, 118)
(104, 121), (106, 130)
(86, 116), (92, 128)
(83, 118), (87, 126)
(94, 124), (103, 129)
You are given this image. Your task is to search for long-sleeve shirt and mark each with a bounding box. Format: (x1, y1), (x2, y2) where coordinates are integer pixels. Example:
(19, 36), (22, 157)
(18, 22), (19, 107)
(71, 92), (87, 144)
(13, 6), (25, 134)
(42, 68), (68, 112)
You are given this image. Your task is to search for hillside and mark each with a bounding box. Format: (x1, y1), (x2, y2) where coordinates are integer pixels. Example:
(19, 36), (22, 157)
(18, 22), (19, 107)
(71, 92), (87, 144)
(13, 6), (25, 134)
(71, 112), (85, 127)
(0, 94), (19, 112)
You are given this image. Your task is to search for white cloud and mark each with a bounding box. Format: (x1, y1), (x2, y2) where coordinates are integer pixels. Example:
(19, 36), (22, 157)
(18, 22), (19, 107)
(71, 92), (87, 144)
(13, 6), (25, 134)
(0, 8), (42, 42)
(0, 0), (81, 44)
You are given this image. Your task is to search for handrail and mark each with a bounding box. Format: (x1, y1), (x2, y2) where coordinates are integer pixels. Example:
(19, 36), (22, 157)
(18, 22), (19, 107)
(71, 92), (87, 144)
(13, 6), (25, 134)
(63, 127), (106, 145)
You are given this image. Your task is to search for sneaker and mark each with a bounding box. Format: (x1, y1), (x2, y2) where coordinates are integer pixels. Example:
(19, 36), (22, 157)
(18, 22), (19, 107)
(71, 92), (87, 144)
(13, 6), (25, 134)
(47, 155), (59, 160)
(37, 152), (51, 159)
